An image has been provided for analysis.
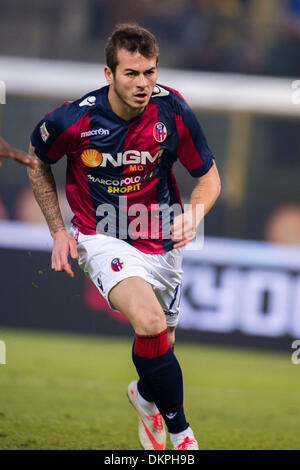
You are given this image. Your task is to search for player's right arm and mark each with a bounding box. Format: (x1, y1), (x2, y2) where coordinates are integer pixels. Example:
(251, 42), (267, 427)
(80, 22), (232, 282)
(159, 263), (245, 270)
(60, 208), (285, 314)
(27, 143), (78, 278)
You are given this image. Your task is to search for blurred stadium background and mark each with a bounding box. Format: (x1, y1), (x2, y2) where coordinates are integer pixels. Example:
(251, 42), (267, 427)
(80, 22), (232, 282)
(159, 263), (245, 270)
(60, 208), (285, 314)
(0, 0), (300, 450)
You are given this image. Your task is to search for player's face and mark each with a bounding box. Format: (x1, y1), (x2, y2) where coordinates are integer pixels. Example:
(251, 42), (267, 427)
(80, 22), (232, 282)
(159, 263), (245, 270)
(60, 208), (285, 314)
(105, 48), (158, 119)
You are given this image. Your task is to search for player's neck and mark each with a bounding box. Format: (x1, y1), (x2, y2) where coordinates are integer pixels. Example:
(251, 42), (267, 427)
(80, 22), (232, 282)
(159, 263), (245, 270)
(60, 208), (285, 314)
(107, 87), (144, 121)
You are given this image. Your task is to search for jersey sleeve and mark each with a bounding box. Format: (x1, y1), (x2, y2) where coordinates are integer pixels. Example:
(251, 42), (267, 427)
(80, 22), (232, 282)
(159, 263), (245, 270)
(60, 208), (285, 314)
(173, 92), (214, 177)
(30, 102), (73, 164)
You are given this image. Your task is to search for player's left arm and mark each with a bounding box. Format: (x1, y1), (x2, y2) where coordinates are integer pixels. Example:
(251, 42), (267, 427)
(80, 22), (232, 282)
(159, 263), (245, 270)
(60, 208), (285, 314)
(171, 160), (221, 248)
(170, 91), (221, 248)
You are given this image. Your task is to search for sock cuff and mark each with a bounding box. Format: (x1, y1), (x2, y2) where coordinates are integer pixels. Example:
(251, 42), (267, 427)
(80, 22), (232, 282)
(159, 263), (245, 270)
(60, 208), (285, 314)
(134, 328), (169, 358)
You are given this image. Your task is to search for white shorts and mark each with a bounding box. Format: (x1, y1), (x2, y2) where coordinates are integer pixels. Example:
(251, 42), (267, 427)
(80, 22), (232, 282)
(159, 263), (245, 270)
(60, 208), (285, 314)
(71, 226), (183, 327)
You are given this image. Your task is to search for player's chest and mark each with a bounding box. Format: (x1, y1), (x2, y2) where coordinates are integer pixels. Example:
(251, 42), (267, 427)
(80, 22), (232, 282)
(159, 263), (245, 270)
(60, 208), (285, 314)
(75, 112), (177, 158)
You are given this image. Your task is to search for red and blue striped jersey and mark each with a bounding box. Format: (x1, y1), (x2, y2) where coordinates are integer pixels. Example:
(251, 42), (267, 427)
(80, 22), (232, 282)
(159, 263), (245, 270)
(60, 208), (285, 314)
(31, 84), (214, 254)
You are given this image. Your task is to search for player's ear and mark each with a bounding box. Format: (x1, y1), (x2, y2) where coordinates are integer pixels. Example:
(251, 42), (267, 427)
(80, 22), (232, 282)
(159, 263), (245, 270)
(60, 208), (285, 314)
(104, 66), (113, 85)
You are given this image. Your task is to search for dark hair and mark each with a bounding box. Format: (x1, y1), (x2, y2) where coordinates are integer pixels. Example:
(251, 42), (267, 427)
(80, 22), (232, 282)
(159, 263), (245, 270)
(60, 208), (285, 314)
(105, 23), (159, 74)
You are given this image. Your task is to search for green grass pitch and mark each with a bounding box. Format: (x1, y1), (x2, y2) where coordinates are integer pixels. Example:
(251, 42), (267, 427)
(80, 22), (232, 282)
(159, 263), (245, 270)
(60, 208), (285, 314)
(0, 328), (299, 450)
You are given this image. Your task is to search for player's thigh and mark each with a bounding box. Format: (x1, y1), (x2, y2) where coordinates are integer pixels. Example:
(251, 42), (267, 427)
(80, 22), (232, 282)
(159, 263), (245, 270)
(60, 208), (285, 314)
(109, 276), (167, 335)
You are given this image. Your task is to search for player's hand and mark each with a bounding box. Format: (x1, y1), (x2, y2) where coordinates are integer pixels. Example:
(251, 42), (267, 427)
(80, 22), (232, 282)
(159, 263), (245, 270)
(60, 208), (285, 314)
(170, 211), (198, 248)
(0, 136), (38, 169)
(51, 230), (78, 278)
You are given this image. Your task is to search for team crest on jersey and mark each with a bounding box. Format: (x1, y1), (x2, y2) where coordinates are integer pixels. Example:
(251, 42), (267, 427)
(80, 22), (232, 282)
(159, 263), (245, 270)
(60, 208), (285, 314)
(40, 122), (49, 143)
(111, 258), (124, 272)
(153, 122), (167, 143)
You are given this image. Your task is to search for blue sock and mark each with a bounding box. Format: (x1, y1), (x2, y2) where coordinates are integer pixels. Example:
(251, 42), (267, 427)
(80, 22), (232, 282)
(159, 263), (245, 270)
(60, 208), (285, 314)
(132, 329), (189, 434)
(137, 378), (154, 403)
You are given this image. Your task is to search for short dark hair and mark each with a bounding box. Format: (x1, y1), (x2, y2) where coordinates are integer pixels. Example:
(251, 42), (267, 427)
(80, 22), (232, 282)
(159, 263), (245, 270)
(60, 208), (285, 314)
(105, 23), (159, 74)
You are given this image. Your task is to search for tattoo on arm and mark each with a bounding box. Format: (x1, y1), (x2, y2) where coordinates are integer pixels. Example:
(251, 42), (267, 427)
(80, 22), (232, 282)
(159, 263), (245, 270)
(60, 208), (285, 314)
(27, 145), (65, 236)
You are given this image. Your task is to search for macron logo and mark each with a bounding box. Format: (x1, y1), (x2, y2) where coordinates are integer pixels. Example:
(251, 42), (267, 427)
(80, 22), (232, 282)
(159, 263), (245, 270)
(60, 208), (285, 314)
(152, 85), (170, 98)
(79, 96), (96, 107)
(81, 128), (109, 138)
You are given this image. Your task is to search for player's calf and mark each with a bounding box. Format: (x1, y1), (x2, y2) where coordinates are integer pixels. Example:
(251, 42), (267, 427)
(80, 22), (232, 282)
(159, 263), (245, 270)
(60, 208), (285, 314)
(132, 327), (189, 435)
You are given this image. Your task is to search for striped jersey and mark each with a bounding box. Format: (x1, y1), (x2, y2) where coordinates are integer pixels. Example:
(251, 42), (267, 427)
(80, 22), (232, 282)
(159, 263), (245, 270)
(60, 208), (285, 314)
(31, 84), (214, 254)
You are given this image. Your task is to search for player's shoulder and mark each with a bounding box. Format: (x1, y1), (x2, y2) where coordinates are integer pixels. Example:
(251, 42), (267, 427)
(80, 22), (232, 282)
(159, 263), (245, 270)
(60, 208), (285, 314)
(151, 84), (189, 112)
(43, 87), (107, 130)
(71, 86), (108, 112)
(33, 86), (109, 147)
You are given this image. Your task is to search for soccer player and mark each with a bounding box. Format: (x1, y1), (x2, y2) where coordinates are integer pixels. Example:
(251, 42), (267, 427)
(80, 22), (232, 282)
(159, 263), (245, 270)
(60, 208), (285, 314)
(28, 24), (221, 450)
(0, 136), (37, 168)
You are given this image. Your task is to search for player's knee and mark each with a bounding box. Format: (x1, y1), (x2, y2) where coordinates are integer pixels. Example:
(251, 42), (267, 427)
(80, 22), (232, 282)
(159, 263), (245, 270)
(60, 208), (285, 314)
(137, 308), (167, 336)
